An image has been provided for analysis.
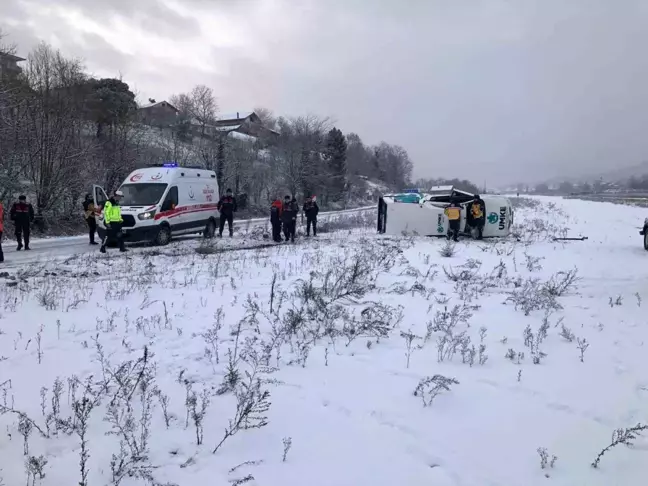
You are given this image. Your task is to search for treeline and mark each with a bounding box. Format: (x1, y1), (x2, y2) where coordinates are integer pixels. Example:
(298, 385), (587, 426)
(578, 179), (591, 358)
(0, 34), (415, 231)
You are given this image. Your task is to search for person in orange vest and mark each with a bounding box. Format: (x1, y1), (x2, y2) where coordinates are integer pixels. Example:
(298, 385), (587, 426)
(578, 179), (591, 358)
(0, 201), (4, 263)
(270, 197), (283, 242)
(444, 199), (462, 242)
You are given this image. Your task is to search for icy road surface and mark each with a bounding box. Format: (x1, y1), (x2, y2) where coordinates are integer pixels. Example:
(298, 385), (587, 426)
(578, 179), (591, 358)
(0, 206), (375, 269)
(1, 196), (648, 486)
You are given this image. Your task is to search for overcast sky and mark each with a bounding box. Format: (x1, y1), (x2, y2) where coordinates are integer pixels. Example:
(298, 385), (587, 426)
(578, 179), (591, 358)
(3, 0), (648, 186)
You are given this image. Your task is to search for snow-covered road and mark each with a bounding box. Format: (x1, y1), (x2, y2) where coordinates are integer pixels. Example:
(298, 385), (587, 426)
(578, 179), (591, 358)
(0, 205), (376, 269)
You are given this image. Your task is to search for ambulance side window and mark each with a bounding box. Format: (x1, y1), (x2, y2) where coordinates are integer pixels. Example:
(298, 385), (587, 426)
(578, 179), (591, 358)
(162, 186), (178, 211)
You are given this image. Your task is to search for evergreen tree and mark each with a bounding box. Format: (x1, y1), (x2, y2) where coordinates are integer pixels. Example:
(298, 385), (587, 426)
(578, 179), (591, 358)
(324, 127), (348, 202)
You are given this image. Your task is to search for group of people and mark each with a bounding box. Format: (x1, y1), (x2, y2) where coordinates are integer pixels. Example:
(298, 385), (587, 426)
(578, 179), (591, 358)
(82, 190), (128, 253)
(271, 195), (319, 243)
(444, 194), (486, 242)
(0, 195), (36, 263)
(76, 187), (318, 255)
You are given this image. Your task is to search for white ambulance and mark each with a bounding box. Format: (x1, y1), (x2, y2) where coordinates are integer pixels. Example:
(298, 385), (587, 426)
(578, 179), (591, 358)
(93, 163), (220, 246)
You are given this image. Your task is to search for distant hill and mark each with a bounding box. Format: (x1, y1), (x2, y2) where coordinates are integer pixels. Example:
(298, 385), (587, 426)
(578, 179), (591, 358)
(544, 160), (648, 185)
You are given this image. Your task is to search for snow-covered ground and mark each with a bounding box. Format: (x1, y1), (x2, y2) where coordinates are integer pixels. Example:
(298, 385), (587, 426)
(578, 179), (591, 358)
(1, 196), (647, 486)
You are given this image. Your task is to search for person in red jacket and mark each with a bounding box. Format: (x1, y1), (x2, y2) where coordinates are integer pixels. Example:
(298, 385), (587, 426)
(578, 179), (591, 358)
(270, 198), (283, 242)
(10, 195), (35, 251)
(0, 201), (4, 263)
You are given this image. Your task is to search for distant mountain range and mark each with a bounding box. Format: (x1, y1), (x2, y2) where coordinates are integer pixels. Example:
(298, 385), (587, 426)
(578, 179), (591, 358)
(544, 160), (648, 185)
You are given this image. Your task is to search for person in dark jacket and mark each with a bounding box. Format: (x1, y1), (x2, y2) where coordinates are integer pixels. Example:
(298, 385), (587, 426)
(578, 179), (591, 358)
(217, 188), (237, 237)
(82, 194), (98, 245)
(270, 198), (283, 242)
(302, 196), (319, 236)
(282, 195), (298, 242)
(466, 194), (486, 240)
(10, 195), (35, 251)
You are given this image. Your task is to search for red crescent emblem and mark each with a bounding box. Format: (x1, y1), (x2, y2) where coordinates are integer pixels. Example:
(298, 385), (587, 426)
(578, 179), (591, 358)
(130, 173), (143, 182)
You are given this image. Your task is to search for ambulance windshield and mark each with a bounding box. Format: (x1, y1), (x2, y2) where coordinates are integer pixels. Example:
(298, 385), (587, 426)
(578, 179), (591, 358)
(119, 183), (168, 206)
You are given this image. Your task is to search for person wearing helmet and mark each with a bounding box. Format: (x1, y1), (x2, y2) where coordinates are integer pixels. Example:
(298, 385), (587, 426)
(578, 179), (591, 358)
(100, 190), (127, 253)
(10, 195), (35, 251)
(82, 194), (98, 245)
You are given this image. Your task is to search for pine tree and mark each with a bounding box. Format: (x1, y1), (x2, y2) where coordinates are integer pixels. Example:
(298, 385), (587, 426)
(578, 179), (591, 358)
(324, 127), (348, 202)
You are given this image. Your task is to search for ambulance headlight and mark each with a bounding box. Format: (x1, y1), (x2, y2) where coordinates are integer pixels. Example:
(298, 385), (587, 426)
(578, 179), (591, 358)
(138, 210), (156, 220)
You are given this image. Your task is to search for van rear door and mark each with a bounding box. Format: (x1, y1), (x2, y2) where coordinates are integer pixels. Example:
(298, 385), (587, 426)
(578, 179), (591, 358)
(93, 184), (108, 222)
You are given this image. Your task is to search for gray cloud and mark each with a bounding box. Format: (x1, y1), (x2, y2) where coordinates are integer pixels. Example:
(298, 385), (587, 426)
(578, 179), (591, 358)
(3, 0), (648, 185)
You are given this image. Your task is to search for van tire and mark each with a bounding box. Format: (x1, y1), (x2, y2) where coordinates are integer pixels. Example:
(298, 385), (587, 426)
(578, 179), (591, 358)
(204, 218), (217, 239)
(643, 228), (648, 251)
(154, 224), (172, 246)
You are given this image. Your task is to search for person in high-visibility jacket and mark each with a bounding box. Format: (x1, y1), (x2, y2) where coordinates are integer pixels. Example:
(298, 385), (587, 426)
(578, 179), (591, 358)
(444, 200), (462, 242)
(100, 190), (128, 253)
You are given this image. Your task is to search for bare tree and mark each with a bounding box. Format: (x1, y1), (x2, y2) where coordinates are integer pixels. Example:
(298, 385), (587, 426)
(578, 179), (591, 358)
(17, 43), (95, 221)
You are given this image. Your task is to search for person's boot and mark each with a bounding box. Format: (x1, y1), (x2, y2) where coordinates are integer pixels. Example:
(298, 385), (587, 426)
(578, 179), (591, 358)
(16, 241), (22, 251)
(100, 245), (106, 253)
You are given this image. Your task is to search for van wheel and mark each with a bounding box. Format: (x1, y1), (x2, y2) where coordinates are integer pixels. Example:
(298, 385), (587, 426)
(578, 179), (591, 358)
(204, 219), (216, 239)
(643, 229), (648, 251)
(155, 225), (172, 246)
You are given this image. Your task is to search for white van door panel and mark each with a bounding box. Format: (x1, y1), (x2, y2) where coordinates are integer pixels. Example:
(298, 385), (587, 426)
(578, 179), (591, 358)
(92, 185), (108, 230)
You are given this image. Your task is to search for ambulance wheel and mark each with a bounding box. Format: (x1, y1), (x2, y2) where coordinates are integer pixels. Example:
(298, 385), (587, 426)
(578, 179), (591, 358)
(644, 228), (648, 251)
(204, 218), (216, 239)
(154, 224), (172, 246)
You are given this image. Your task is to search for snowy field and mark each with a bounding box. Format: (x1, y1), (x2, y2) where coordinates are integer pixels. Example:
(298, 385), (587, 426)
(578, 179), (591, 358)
(1, 196), (647, 486)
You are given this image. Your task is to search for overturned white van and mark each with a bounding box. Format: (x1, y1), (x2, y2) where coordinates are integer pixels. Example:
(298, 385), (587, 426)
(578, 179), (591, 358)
(377, 187), (513, 238)
(93, 163), (220, 246)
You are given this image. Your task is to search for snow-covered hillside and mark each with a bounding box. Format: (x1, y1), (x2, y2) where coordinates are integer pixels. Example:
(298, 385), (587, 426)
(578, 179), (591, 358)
(1, 197), (647, 486)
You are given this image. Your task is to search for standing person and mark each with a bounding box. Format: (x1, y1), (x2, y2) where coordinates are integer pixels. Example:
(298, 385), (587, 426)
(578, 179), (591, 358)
(270, 197), (283, 242)
(302, 196), (319, 237)
(0, 201), (4, 263)
(444, 199), (462, 242)
(10, 195), (34, 251)
(281, 195), (298, 242)
(83, 194), (98, 245)
(100, 190), (128, 253)
(217, 188), (237, 237)
(466, 194), (486, 240)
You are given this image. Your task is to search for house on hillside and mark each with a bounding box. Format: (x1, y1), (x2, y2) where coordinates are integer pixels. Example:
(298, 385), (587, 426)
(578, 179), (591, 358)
(210, 111), (279, 140)
(0, 52), (25, 77)
(137, 99), (179, 126)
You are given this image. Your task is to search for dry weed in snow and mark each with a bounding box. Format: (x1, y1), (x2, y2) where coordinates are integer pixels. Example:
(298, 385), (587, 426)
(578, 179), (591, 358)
(0, 198), (647, 485)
